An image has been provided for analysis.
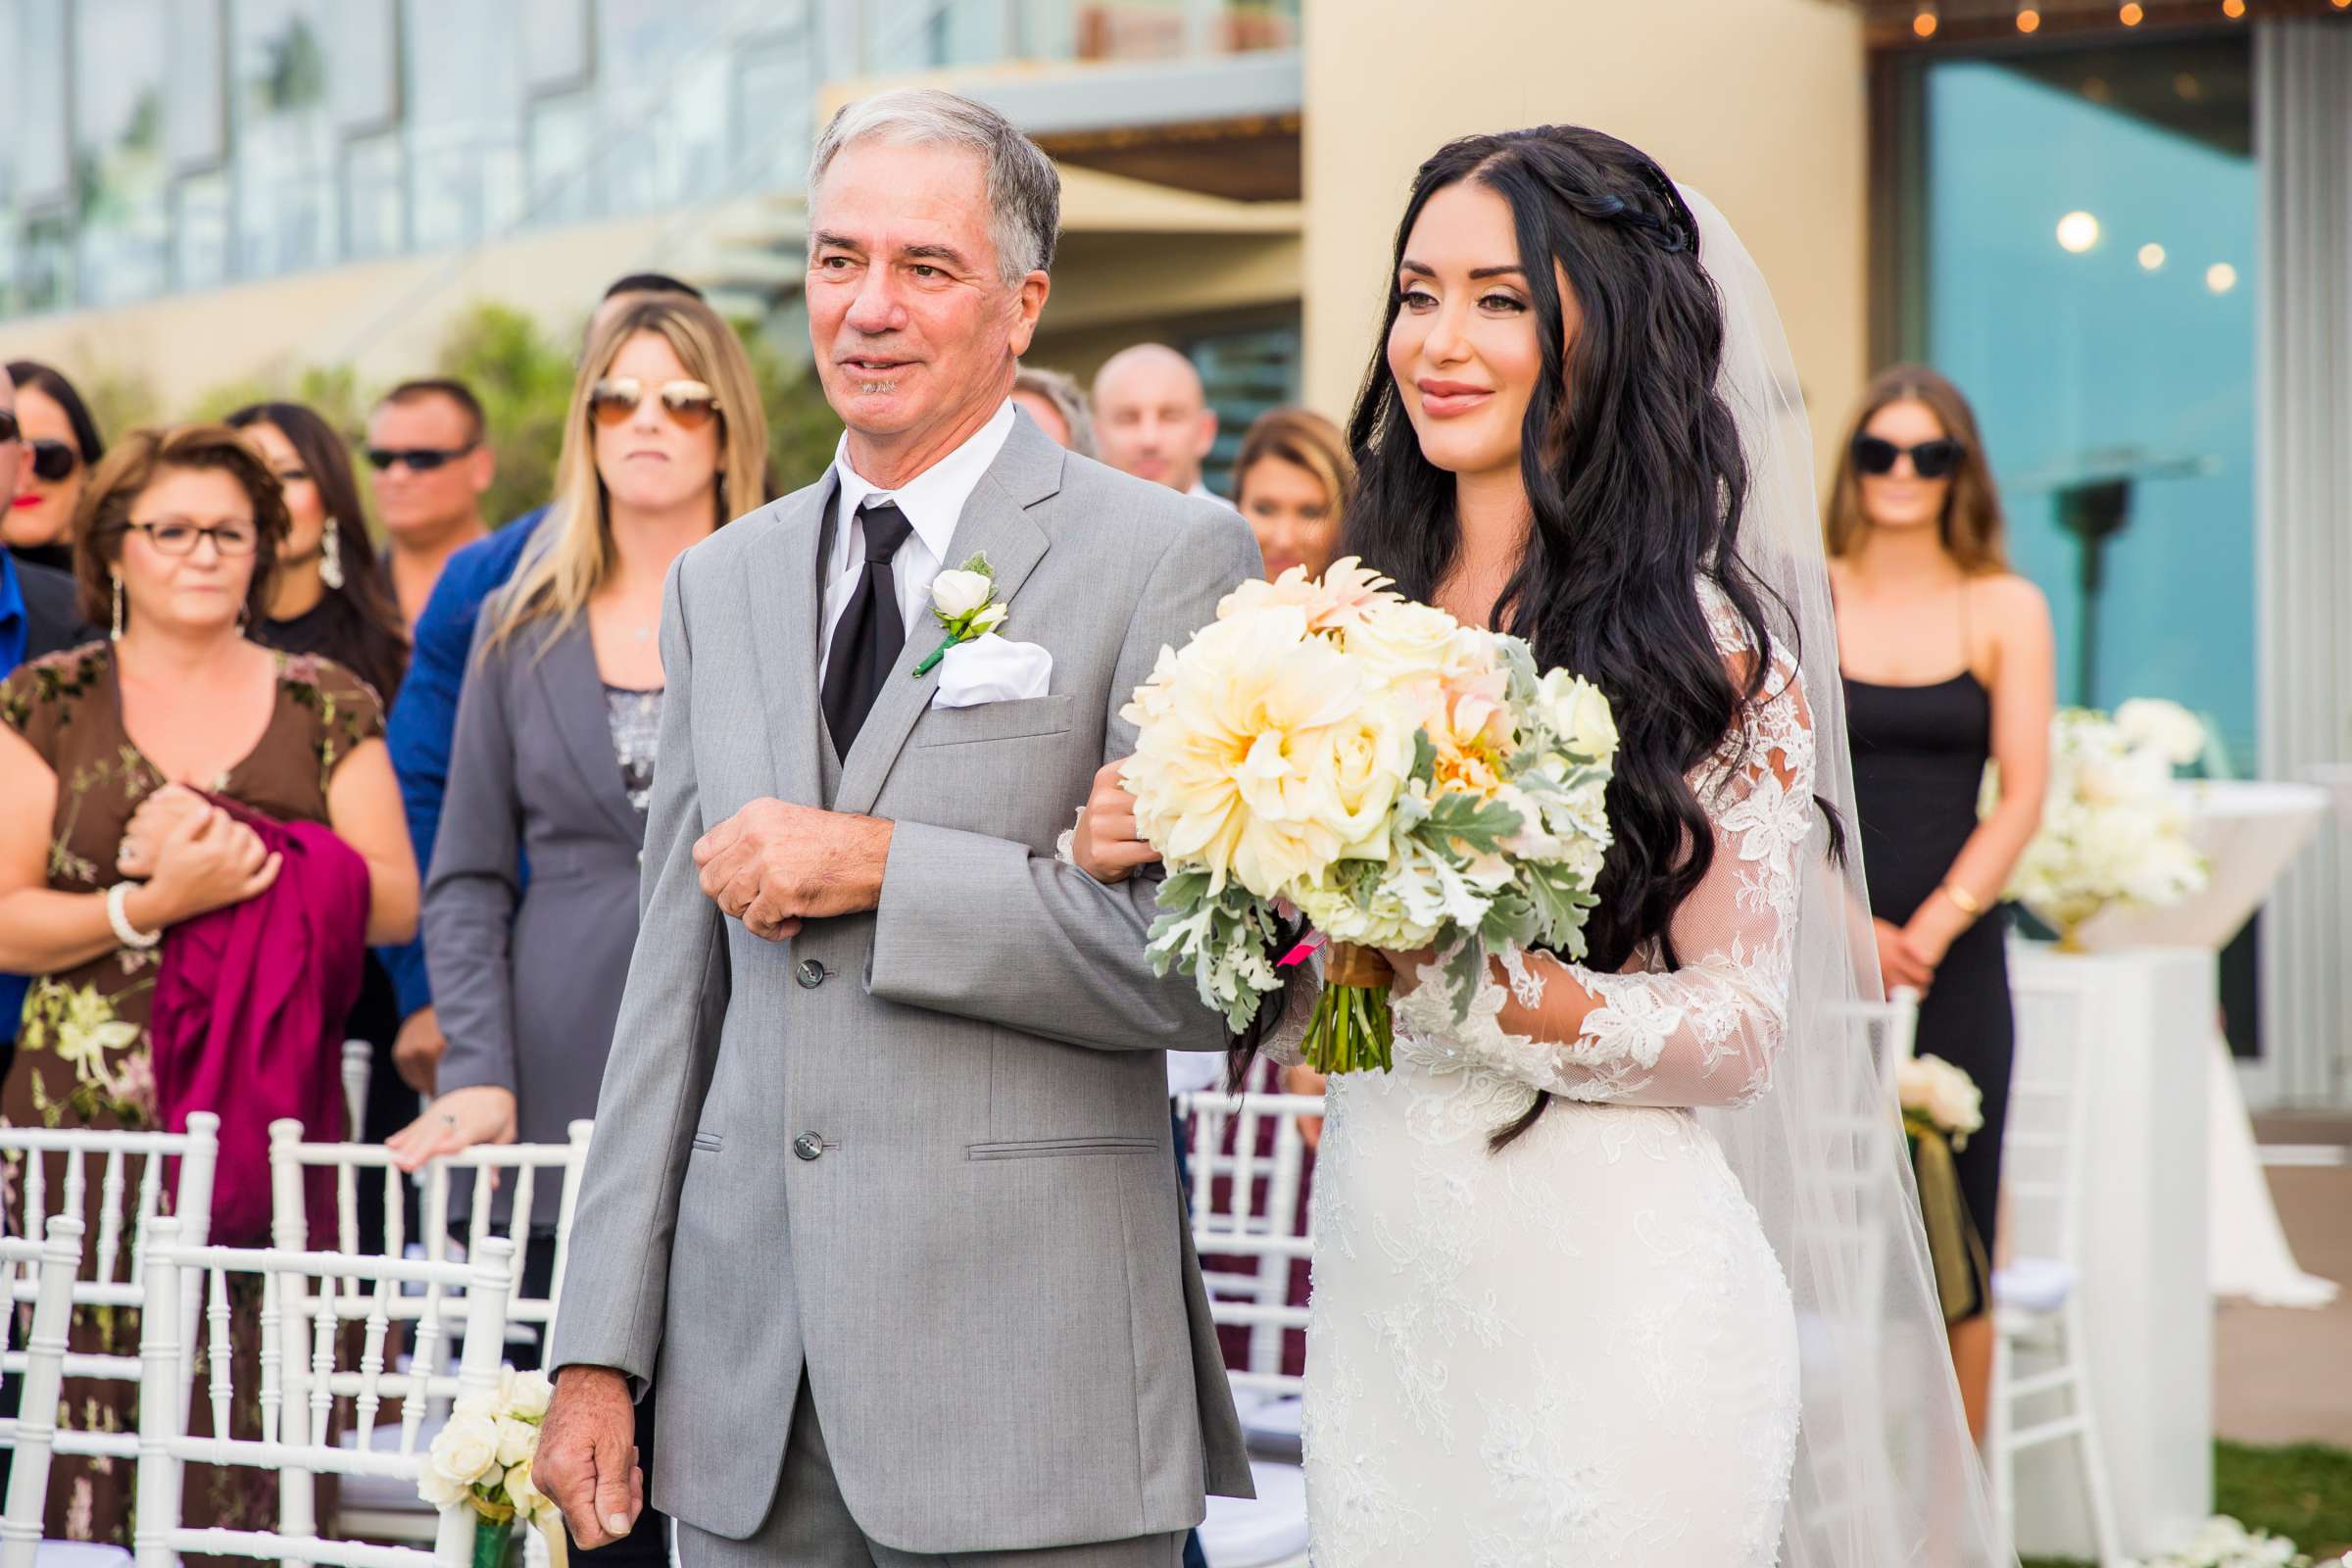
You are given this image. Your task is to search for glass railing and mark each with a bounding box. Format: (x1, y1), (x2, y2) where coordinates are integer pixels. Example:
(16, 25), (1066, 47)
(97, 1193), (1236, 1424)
(0, 0), (1297, 318)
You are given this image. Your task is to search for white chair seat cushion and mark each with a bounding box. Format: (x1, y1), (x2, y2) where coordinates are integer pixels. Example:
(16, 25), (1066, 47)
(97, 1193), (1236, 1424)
(1199, 1459), (1308, 1568)
(1238, 1393), (1302, 1460)
(334, 1412), (445, 1512)
(33, 1544), (135, 1568)
(1993, 1255), (2076, 1315)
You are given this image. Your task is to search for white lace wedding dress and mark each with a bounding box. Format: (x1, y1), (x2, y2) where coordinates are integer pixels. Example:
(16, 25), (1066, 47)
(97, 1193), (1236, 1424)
(1288, 586), (1813, 1567)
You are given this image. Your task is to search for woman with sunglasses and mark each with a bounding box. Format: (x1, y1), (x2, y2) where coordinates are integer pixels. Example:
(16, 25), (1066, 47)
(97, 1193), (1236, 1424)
(5, 360), (106, 573)
(1827, 364), (2053, 1445)
(385, 295), (768, 1563)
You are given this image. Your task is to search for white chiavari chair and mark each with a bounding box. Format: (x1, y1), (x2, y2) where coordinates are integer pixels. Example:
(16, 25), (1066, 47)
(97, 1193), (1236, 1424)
(266, 1120), (594, 1546)
(1178, 1084), (1314, 1568)
(338, 1046), (374, 1156)
(0, 1217), (122, 1568)
(129, 1218), (514, 1568)
(0, 1116), (221, 1476)
(1988, 974), (2122, 1565)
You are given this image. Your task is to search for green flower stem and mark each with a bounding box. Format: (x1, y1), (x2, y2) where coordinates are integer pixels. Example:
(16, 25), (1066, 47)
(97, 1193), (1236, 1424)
(911, 632), (960, 678)
(1303, 980), (1396, 1075)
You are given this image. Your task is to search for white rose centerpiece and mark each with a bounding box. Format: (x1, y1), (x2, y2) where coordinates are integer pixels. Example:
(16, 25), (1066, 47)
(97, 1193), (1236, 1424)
(2002, 701), (2208, 947)
(1120, 559), (1616, 1073)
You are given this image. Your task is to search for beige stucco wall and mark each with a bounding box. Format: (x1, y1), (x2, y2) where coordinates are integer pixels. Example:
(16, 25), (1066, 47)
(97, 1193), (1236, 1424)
(1301, 0), (1869, 468)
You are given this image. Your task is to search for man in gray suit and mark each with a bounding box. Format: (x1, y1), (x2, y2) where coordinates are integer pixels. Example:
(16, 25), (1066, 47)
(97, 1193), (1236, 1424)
(536, 90), (1257, 1567)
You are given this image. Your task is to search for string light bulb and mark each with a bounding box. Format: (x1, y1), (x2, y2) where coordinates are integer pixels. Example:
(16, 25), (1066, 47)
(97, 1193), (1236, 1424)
(2120, 1), (2144, 21)
(2222, 0), (2245, 17)
(1914, 3), (1939, 37)
(2017, 6), (2041, 30)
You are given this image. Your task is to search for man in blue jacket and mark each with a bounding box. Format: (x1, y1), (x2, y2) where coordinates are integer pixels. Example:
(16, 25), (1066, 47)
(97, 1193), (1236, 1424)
(380, 271), (709, 1095)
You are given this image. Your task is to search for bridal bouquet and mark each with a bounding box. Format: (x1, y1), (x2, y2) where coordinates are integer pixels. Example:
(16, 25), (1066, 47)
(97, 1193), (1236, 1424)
(418, 1367), (564, 1564)
(1120, 560), (1617, 1073)
(1897, 1054), (1984, 1151)
(1897, 1054), (1989, 1320)
(2002, 699), (2208, 946)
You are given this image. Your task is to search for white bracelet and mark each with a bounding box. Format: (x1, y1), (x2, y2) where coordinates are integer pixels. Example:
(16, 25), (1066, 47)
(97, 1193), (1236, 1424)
(106, 882), (162, 950)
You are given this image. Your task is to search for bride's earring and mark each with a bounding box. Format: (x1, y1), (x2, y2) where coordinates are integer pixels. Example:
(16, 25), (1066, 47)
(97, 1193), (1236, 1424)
(110, 572), (123, 641)
(319, 517), (346, 590)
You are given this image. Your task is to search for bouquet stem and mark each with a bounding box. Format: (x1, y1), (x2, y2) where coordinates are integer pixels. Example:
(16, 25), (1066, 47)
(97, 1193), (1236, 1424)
(1303, 944), (1396, 1075)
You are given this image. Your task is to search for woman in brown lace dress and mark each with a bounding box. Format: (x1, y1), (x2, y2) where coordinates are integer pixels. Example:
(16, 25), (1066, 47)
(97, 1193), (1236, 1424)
(0, 423), (417, 1546)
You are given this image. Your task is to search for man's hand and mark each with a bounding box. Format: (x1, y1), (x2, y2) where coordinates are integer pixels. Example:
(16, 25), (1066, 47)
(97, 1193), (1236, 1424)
(693, 799), (893, 942)
(392, 1005), (447, 1095)
(535, 1366), (644, 1550)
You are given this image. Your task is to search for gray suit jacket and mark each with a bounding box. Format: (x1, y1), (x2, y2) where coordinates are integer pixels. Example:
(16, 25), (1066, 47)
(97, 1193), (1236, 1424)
(425, 612), (649, 1224)
(551, 416), (1260, 1554)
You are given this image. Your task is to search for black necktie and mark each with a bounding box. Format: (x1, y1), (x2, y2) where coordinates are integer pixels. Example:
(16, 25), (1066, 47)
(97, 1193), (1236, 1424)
(821, 500), (915, 755)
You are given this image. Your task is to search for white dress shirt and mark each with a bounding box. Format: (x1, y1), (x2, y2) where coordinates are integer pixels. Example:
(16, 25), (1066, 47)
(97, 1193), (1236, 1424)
(818, 399), (1017, 688)
(1185, 479), (1237, 511)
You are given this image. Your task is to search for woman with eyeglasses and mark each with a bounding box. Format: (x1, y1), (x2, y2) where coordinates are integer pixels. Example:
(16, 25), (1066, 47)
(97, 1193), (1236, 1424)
(1827, 364), (2053, 1445)
(5, 360), (106, 573)
(0, 423), (417, 1544)
(384, 295), (769, 1563)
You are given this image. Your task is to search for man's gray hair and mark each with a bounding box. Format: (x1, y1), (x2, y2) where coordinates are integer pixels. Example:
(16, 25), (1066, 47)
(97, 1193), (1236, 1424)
(808, 88), (1060, 287)
(1011, 366), (1095, 458)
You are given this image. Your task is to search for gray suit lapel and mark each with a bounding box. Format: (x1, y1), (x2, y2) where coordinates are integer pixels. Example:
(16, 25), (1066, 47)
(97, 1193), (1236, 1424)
(746, 483), (835, 810)
(532, 619), (645, 841)
(832, 419), (1064, 817)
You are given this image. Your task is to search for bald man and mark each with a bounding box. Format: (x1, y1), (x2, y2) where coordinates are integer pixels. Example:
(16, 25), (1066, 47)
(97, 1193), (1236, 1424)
(1092, 342), (1229, 506)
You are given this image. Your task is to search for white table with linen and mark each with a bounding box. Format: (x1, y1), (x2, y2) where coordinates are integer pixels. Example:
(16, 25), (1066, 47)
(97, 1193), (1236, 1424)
(2074, 779), (2336, 1307)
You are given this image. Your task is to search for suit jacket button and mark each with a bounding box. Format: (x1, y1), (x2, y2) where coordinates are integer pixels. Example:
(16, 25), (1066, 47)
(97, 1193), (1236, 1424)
(793, 1132), (824, 1162)
(796, 957), (825, 989)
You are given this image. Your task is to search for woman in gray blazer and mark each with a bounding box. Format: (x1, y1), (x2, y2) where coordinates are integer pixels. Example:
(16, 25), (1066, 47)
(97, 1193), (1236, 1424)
(388, 294), (770, 1563)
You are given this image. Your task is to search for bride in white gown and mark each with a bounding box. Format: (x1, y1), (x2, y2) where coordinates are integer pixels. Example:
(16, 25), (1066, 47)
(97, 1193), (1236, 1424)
(1073, 124), (2005, 1568)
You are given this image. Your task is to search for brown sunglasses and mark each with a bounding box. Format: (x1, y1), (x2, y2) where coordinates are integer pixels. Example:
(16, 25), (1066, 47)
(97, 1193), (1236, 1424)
(589, 377), (720, 430)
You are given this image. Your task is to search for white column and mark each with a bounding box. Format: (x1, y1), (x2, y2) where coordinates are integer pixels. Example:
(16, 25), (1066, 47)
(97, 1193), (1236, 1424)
(2253, 20), (2352, 1109)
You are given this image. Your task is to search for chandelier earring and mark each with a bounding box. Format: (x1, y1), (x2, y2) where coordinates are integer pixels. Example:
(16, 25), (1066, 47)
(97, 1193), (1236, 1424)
(320, 517), (346, 590)
(111, 572), (124, 641)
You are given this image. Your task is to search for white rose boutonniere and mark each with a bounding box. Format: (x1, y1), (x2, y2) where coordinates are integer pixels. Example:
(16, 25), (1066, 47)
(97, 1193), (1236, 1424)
(913, 554), (1008, 677)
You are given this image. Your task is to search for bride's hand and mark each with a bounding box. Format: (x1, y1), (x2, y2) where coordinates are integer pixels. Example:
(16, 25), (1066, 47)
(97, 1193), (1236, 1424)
(387, 1085), (518, 1173)
(1070, 759), (1159, 885)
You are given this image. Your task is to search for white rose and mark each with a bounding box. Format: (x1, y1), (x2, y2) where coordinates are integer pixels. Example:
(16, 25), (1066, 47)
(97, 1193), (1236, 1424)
(968, 601), (1009, 634)
(503, 1369), (554, 1421)
(494, 1415), (539, 1469)
(2114, 698), (2206, 766)
(1536, 670), (1618, 763)
(505, 1461), (552, 1523)
(930, 568), (994, 619)
(1345, 600), (1463, 693)
(428, 1412), (503, 1489)
(417, 1463), (471, 1508)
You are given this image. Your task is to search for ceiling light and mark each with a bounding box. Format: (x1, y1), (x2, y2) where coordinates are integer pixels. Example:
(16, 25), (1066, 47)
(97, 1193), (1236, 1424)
(2057, 211), (2101, 254)
(2120, 2), (2145, 23)
(2138, 243), (2167, 270)
(2017, 6), (2042, 29)
(2206, 263), (2238, 293)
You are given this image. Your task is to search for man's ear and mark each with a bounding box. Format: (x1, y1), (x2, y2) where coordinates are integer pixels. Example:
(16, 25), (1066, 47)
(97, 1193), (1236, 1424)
(1007, 270), (1052, 359)
(467, 442), (498, 498)
(1192, 407), (1218, 461)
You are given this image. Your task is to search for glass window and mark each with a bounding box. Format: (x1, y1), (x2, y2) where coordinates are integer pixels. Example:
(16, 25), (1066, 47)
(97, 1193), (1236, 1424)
(1922, 39), (2256, 760)
(528, 91), (601, 226)
(523, 0), (594, 92)
(73, 0), (172, 306)
(344, 131), (408, 261)
(233, 0), (340, 279)
(9, 0), (74, 208)
(405, 0), (525, 249)
(172, 172), (231, 292)
(1188, 320), (1302, 498)
(166, 2), (227, 174)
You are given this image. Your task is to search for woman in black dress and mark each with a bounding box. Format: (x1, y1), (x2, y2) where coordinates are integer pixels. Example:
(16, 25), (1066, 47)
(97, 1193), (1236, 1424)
(1828, 365), (2054, 1446)
(227, 403), (416, 1242)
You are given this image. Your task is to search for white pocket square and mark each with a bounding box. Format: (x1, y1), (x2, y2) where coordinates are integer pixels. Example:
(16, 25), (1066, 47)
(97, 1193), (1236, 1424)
(930, 634), (1054, 709)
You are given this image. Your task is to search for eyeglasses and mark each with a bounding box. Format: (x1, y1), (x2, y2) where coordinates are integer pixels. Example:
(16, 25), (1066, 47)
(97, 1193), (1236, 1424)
(1851, 434), (1966, 480)
(366, 443), (478, 472)
(588, 377), (720, 431)
(0, 411), (18, 444)
(29, 440), (80, 483)
(127, 517), (261, 557)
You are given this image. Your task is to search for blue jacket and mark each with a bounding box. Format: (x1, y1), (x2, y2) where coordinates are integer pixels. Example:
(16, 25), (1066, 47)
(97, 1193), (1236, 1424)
(380, 508), (550, 1016)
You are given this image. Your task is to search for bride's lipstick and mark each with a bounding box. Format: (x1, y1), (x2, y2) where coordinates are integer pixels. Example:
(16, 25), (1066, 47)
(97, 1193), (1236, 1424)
(1416, 378), (1493, 418)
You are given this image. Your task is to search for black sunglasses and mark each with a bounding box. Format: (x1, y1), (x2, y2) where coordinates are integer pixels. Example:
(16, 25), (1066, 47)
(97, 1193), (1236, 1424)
(1852, 434), (1966, 480)
(0, 411), (17, 444)
(29, 439), (79, 483)
(367, 442), (478, 473)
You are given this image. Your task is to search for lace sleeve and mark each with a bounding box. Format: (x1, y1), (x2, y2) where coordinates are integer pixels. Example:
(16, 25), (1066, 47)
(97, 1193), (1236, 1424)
(1396, 588), (1815, 1109)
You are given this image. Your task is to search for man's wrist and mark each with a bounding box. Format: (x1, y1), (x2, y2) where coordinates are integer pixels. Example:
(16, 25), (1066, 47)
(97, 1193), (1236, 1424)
(840, 814), (893, 911)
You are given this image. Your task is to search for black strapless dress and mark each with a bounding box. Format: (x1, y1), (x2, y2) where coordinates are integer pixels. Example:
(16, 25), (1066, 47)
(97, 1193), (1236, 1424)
(1844, 670), (2013, 1291)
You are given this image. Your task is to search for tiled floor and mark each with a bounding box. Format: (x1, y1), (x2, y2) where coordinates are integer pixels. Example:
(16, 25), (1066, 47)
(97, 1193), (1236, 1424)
(2216, 1114), (2352, 1447)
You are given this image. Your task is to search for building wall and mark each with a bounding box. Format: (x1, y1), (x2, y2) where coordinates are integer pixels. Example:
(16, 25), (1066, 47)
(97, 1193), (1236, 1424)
(1300, 0), (1870, 470)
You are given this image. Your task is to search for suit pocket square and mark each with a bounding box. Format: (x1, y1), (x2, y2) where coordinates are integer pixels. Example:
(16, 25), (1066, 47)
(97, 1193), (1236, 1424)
(930, 633), (1053, 710)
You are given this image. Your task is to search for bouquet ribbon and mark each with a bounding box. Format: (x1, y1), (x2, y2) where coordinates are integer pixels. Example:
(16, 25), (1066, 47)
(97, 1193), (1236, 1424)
(1905, 1121), (1990, 1323)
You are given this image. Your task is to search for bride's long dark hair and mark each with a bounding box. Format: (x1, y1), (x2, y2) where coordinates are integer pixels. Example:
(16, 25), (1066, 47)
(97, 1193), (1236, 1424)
(1341, 125), (1786, 1151)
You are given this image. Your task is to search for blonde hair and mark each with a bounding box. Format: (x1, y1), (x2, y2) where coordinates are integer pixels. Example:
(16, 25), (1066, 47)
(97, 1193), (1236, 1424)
(1823, 363), (2009, 574)
(1234, 407), (1355, 520)
(485, 297), (771, 652)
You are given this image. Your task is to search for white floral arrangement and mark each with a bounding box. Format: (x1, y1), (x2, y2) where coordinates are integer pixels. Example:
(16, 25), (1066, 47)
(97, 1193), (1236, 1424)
(418, 1367), (563, 1544)
(1897, 1054), (1984, 1150)
(2121, 1514), (2337, 1568)
(2002, 698), (2208, 943)
(1120, 559), (1617, 1073)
